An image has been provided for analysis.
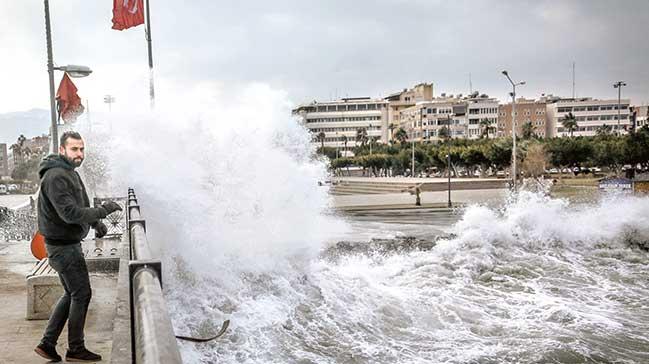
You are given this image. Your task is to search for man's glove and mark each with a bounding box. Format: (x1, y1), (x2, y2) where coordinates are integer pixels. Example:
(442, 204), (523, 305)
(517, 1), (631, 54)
(94, 222), (108, 238)
(100, 201), (123, 216)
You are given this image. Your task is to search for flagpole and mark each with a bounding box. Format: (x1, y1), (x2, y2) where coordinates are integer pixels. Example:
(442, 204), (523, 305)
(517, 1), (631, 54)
(145, 0), (155, 109)
(44, 0), (59, 153)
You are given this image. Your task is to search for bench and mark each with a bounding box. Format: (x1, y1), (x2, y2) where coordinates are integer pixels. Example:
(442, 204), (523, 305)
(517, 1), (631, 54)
(26, 258), (63, 320)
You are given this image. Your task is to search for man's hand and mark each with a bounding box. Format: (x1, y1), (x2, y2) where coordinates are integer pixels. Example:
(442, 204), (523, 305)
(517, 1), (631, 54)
(95, 222), (108, 238)
(100, 201), (123, 216)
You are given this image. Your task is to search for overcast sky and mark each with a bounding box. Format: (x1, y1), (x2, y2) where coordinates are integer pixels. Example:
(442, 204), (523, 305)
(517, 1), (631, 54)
(1, 0), (648, 114)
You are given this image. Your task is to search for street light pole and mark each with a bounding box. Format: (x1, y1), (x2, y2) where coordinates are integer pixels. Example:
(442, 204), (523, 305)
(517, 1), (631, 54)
(411, 131), (415, 178)
(44, 0), (58, 153)
(614, 81), (626, 134)
(369, 125), (372, 155)
(446, 152), (452, 208)
(502, 71), (525, 190)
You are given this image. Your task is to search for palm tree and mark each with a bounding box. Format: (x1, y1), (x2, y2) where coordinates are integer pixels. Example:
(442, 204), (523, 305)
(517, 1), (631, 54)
(388, 123), (397, 143)
(315, 131), (326, 151)
(438, 126), (451, 140)
(562, 112), (578, 137)
(341, 135), (348, 156)
(479, 119), (491, 139)
(596, 124), (612, 136)
(394, 128), (408, 144)
(521, 121), (535, 139)
(356, 127), (368, 147)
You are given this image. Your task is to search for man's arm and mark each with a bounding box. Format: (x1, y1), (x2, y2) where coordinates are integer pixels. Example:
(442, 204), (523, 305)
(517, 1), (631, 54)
(44, 171), (107, 224)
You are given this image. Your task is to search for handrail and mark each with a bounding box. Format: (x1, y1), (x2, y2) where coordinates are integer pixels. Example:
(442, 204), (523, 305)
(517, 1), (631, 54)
(127, 188), (182, 364)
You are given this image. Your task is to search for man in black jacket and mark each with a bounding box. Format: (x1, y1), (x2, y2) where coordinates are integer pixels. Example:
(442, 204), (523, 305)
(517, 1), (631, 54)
(34, 131), (122, 363)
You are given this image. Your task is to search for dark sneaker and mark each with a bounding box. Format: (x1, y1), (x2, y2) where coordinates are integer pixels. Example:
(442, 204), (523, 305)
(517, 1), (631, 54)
(34, 343), (62, 362)
(65, 348), (102, 362)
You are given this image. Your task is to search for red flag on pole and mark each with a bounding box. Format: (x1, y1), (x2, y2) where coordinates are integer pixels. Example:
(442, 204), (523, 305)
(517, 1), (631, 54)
(112, 0), (145, 30)
(56, 73), (84, 123)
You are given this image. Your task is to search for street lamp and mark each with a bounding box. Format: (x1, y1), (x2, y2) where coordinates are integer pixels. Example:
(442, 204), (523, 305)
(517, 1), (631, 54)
(502, 70), (525, 190)
(446, 153), (452, 208)
(368, 125), (373, 155)
(613, 81), (627, 134)
(44, 0), (92, 153)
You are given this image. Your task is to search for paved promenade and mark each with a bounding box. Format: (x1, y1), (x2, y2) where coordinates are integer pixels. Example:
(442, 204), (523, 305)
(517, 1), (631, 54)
(333, 188), (507, 209)
(0, 240), (117, 363)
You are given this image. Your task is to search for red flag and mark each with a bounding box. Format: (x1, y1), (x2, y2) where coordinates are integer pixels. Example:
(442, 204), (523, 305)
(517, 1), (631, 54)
(112, 0), (145, 31)
(56, 73), (85, 123)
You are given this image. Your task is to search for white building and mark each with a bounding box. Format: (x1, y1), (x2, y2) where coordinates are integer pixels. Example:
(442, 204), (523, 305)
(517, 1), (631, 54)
(398, 94), (499, 141)
(293, 97), (387, 155)
(466, 96), (499, 139)
(546, 97), (631, 137)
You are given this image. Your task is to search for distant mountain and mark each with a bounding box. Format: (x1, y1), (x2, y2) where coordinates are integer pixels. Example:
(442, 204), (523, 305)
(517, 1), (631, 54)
(0, 109), (50, 146)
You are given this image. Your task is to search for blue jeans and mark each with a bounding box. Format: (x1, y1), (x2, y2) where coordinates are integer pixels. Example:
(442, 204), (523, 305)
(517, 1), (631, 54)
(40, 243), (92, 351)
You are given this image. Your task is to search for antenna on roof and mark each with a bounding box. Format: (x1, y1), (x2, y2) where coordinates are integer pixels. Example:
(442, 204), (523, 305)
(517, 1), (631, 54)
(572, 62), (576, 99)
(469, 73), (473, 94)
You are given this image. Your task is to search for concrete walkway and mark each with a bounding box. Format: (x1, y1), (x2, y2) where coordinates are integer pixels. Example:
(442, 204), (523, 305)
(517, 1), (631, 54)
(0, 240), (117, 363)
(333, 188), (507, 209)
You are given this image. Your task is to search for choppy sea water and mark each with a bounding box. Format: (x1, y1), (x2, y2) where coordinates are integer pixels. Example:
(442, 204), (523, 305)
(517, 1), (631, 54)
(166, 192), (649, 364)
(68, 84), (649, 363)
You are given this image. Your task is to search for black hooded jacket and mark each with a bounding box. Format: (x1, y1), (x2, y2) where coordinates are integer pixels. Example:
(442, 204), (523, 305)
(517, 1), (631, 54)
(37, 154), (107, 245)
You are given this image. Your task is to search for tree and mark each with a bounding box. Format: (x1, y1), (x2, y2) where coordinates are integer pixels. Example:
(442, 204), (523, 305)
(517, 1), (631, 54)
(485, 138), (512, 173)
(546, 137), (592, 178)
(341, 135), (348, 156)
(388, 123), (397, 143)
(596, 124), (612, 136)
(521, 121), (536, 139)
(356, 127), (368, 147)
(520, 142), (546, 177)
(394, 128), (408, 145)
(315, 131), (326, 150)
(591, 137), (625, 176)
(438, 126), (451, 140)
(561, 112), (578, 137)
(479, 119), (491, 139)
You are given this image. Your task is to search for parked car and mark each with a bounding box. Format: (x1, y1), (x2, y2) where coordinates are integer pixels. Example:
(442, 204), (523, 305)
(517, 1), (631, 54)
(7, 184), (18, 192)
(0, 185), (7, 194)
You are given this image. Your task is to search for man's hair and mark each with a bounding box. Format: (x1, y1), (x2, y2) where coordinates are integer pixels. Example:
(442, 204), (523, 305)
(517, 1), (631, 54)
(60, 131), (83, 147)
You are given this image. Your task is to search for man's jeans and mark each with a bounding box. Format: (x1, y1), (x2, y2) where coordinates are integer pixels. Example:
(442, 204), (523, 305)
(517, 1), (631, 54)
(40, 243), (92, 351)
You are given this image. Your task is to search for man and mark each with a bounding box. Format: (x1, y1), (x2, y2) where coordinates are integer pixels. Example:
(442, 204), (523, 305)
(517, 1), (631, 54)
(34, 131), (122, 362)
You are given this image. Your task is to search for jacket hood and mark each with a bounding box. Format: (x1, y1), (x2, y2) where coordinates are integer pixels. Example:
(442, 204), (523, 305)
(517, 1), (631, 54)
(39, 154), (75, 178)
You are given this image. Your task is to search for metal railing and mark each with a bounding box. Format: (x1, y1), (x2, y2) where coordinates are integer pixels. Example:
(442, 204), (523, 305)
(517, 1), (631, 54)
(127, 188), (182, 364)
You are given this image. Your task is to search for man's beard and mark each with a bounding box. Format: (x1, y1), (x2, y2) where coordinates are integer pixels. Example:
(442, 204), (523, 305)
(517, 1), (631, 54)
(63, 153), (83, 167)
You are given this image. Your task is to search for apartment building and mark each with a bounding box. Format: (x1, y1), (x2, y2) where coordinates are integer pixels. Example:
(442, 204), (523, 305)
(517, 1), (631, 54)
(466, 96), (499, 139)
(396, 93), (499, 142)
(546, 97), (631, 137)
(384, 83), (434, 140)
(498, 98), (549, 138)
(398, 96), (466, 141)
(293, 97), (387, 155)
(293, 83), (434, 153)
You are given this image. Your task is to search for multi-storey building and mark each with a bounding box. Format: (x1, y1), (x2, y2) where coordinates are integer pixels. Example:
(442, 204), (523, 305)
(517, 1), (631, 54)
(397, 94), (499, 141)
(546, 97), (631, 137)
(0, 144), (8, 178)
(398, 96), (466, 141)
(466, 96), (499, 139)
(498, 98), (549, 138)
(384, 83), (434, 140)
(293, 97), (387, 155)
(293, 83), (433, 154)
